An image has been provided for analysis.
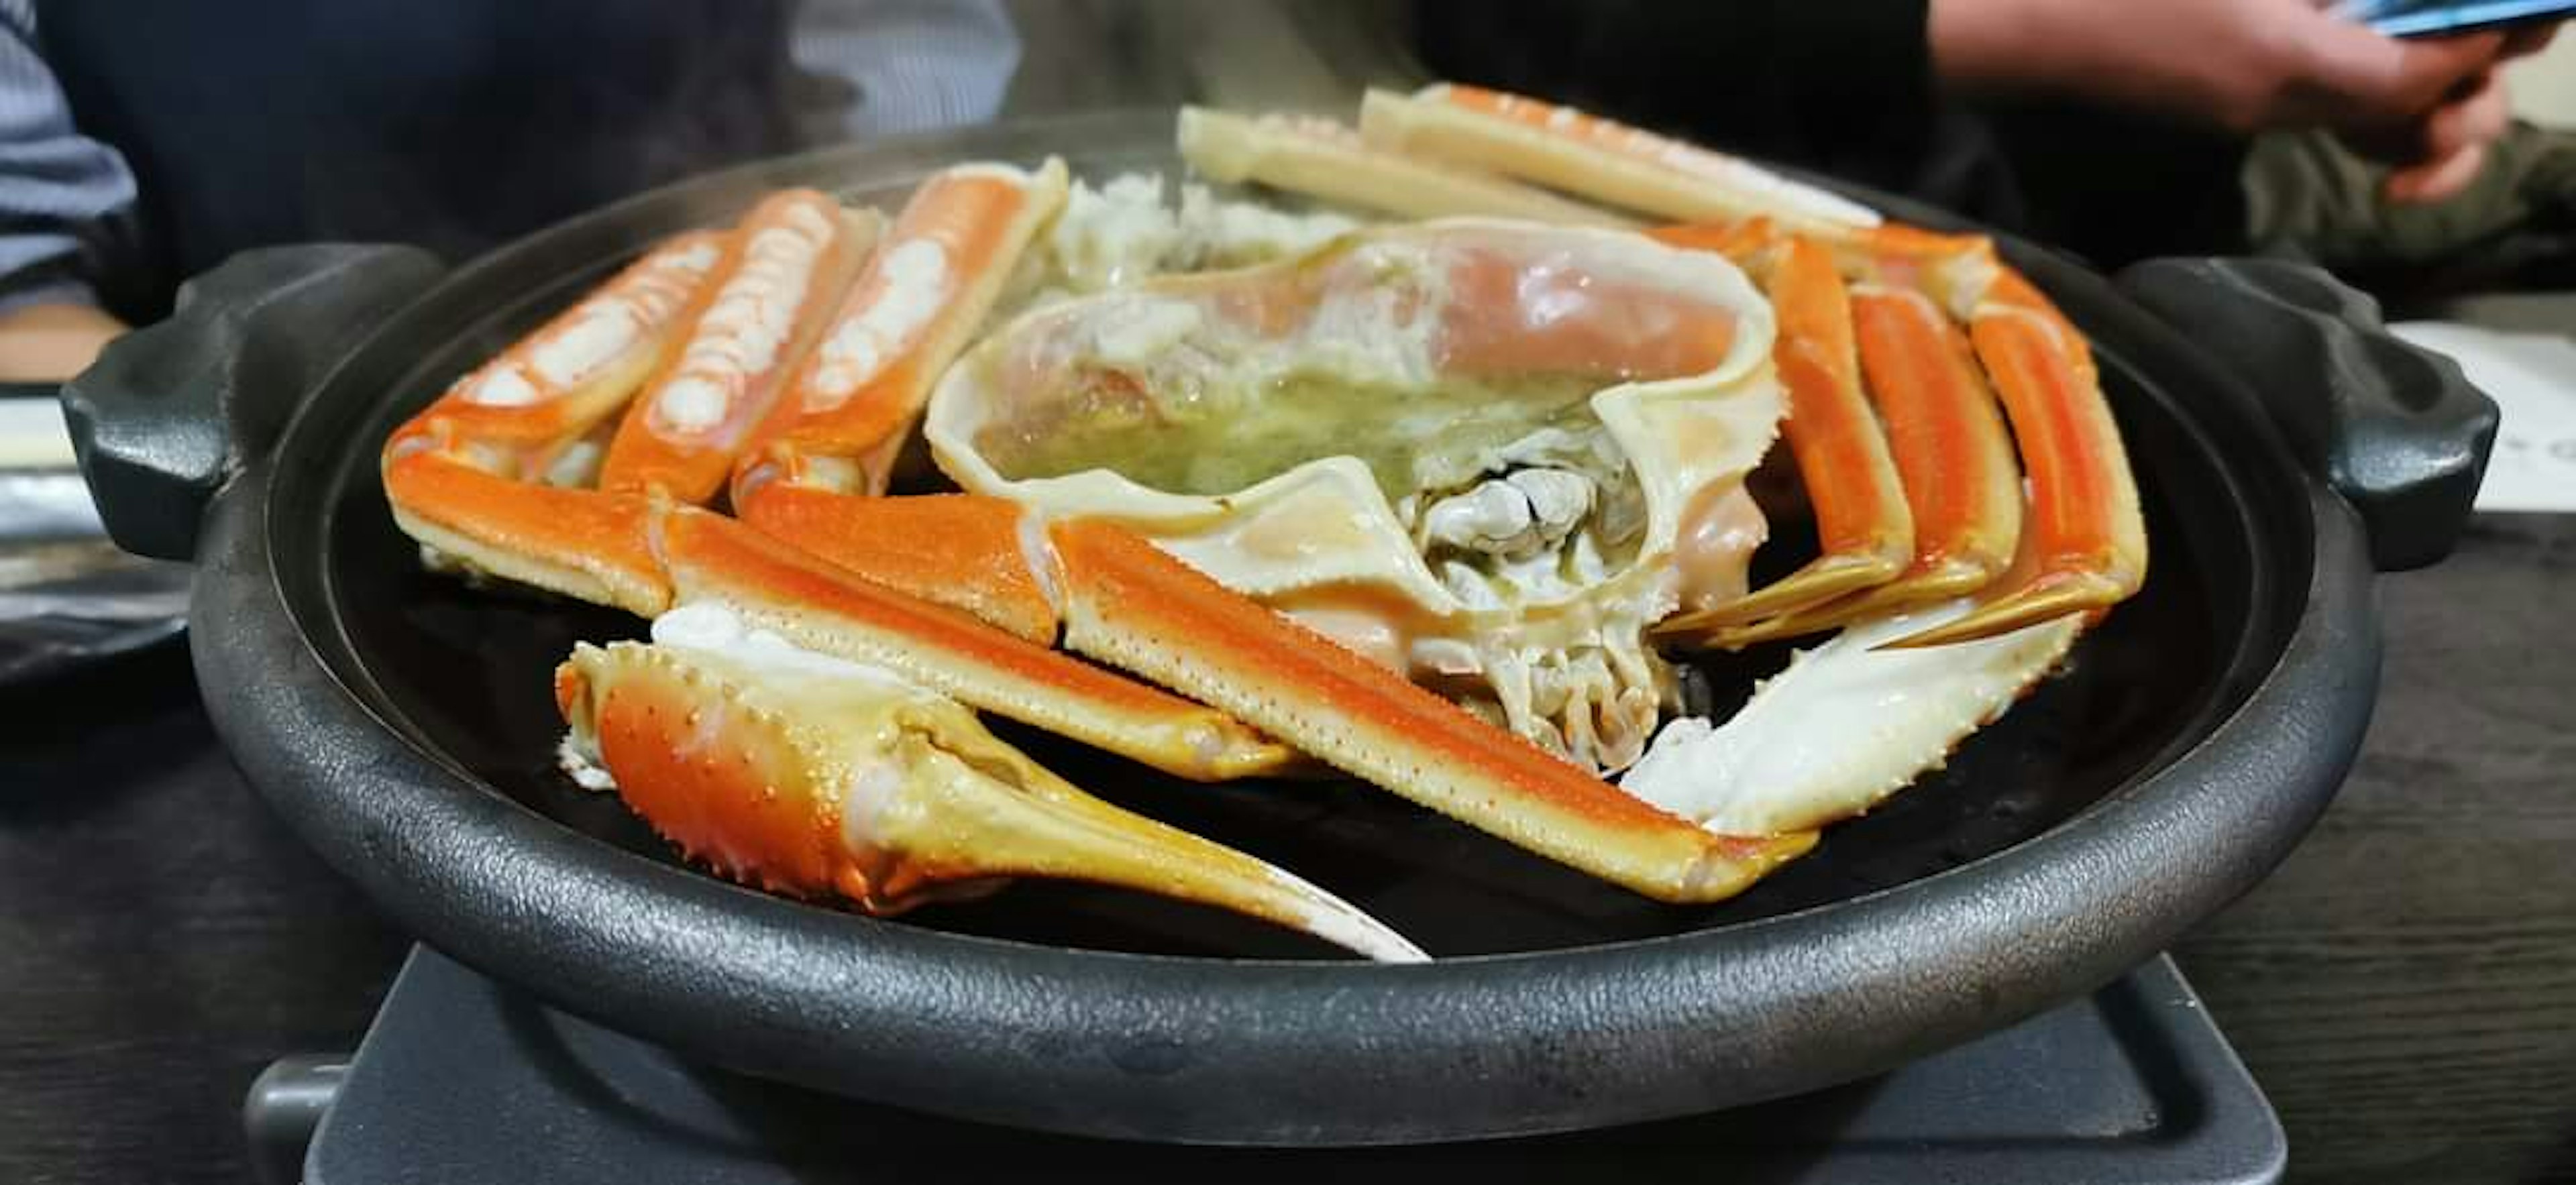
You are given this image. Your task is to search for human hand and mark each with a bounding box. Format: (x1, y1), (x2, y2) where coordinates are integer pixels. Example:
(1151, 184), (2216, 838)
(1929, 0), (2551, 201)
(0, 302), (127, 384)
(2356, 23), (2557, 203)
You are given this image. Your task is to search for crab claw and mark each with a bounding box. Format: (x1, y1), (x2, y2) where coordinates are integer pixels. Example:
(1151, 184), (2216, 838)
(554, 620), (1428, 964)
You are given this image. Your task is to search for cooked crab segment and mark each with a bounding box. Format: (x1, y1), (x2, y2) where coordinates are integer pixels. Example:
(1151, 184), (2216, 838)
(1621, 596), (2083, 834)
(1886, 278), (2147, 649)
(1647, 218), (1780, 264)
(1176, 106), (1634, 228)
(384, 231), (727, 482)
(654, 506), (1293, 783)
(555, 626), (1424, 962)
(1660, 237), (1912, 634)
(735, 487), (1061, 646)
(1043, 520), (1816, 903)
(1357, 84), (1880, 233)
(736, 159), (1069, 502)
(384, 451), (674, 616)
(599, 190), (879, 504)
(384, 445), (1291, 783)
(1678, 284), (2026, 646)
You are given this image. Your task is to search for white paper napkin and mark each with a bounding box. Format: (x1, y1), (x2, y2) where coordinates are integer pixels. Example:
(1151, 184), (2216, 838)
(0, 398), (75, 470)
(2387, 321), (2576, 514)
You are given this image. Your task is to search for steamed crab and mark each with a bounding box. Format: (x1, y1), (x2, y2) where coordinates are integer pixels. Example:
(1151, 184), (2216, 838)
(379, 85), (2145, 962)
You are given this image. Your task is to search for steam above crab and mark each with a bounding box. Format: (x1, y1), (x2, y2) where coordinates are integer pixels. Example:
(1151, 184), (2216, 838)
(376, 81), (2148, 962)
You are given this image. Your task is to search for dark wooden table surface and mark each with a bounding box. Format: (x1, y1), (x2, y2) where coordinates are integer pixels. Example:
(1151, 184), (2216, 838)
(3, 513), (2569, 1185)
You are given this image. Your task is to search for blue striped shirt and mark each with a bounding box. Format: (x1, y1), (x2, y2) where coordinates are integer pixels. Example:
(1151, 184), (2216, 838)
(0, 0), (137, 314)
(0, 0), (1016, 313)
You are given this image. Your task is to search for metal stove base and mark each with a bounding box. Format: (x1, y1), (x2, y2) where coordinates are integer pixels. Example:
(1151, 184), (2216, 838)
(253, 946), (2284, 1184)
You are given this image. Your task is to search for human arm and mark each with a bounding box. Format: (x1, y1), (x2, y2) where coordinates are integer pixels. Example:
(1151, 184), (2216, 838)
(1927, 0), (2559, 201)
(0, 0), (136, 382)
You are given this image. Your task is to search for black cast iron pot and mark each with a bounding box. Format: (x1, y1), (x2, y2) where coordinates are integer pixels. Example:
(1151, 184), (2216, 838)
(61, 113), (2494, 1145)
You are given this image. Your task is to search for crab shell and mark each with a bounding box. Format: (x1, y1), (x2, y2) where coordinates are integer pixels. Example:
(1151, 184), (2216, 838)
(926, 219), (1785, 771)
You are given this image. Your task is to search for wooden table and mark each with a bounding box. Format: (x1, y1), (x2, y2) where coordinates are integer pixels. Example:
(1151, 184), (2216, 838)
(1, 514), (2567, 1184)
(2174, 512), (2576, 1184)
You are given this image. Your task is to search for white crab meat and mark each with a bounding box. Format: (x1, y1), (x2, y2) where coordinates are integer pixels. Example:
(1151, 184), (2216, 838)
(1619, 600), (2084, 835)
(1008, 172), (1364, 311)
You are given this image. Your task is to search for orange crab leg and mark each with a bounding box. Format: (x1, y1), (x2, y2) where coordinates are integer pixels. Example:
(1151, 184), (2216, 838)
(733, 160), (1069, 503)
(732, 488), (1060, 646)
(1648, 217), (1778, 264)
(1690, 285), (2027, 645)
(1850, 286), (2024, 604)
(723, 159), (1076, 640)
(597, 189), (878, 504)
(1658, 237), (1912, 636)
(1176, 105), (1634, 228)
(385, 232), (727, 482)
(1885, 274), (2147, 647)
(387, 450), (1287, 781)
(1358, 84), (1881, 233)
(1044, 520), (1817, 903)
(649, 507), (1295, 782)
(384, 453), (673, 616)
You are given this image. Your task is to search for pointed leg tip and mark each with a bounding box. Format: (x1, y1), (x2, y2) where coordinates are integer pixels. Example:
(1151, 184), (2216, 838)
(1676, 829), (1821, 902)
(1872, 573), (2125, 649)
(1659, 551), (1906, 640)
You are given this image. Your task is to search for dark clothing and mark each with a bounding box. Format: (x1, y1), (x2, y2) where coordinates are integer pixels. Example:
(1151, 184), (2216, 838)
(2245, 119), (2576, 298)
(1408, 0), (2251, 268)
(36, 0), (801, 321)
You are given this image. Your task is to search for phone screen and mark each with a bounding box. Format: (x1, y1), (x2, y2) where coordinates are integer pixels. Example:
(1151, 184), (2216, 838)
(2337, 0), (2576, 36)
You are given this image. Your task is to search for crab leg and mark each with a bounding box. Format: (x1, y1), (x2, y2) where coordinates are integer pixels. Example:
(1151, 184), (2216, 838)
(384, 231), (728, 484)
(725, 160), (1080, 641)
(733, 488), (1061, 646)
(1176, 106), (1634, 228)
(1621, 546), (2086, 836)
(1356, 84), (1880, 233)
(598, 189), (879, 504)
(1884, 272), (2147, 648)
(558, 628), (1424, 962)
(1656, 236), (1913, 636)
(1043, 520), (1817, 901)
(656, 504), (1291, 782)
(1685, 284), (2027, 645)
(733, 160), (1070, 503)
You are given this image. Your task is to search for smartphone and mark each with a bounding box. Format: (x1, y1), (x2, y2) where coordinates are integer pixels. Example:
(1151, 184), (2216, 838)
(2335, 0), (2576, 36)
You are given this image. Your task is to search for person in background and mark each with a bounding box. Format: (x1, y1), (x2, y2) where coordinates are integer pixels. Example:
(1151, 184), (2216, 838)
(1413, 0), (2559, 270)
(4, 0), (2564, 385)
(0, 0), (1020, 383)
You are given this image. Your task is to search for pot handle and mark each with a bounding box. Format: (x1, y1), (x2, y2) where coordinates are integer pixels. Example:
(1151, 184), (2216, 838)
(59, 245), (446, 561)
(2113, 257), (2496, 571)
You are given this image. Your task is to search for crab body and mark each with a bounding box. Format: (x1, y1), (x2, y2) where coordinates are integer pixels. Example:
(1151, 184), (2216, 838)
(930, 219), (1784, 772)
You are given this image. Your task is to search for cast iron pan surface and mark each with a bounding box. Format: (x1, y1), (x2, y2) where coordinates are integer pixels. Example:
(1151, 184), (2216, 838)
(72, 112), (2491, 1144)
